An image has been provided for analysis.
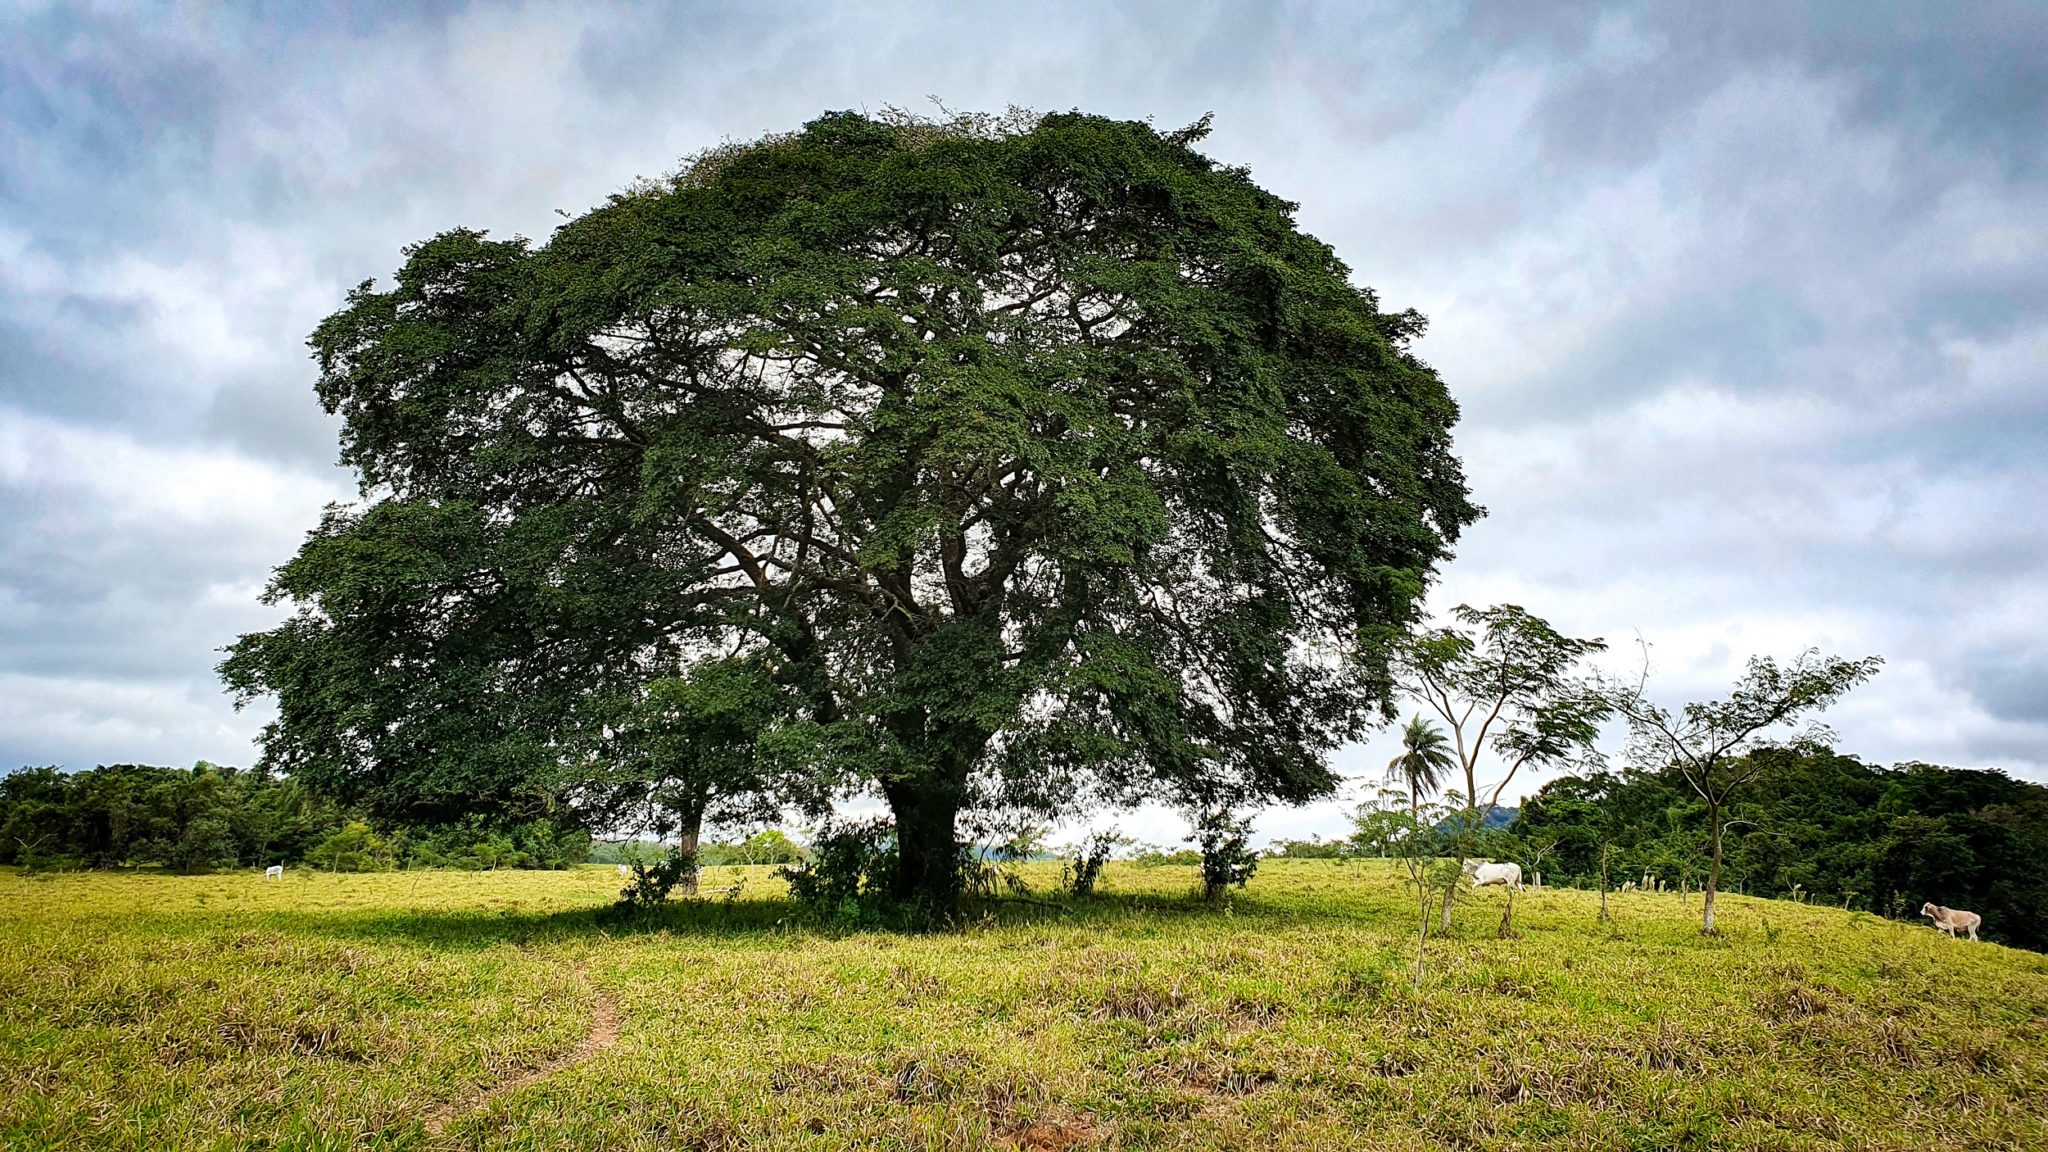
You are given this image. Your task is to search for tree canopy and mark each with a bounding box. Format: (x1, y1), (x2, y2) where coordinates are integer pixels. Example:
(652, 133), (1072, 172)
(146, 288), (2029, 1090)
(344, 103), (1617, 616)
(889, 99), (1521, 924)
(221, 108), (1478, 908)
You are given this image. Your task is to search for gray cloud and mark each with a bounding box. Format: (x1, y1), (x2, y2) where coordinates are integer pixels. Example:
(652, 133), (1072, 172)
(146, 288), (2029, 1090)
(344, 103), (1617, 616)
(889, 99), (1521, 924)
(2, 2), (2044, 838)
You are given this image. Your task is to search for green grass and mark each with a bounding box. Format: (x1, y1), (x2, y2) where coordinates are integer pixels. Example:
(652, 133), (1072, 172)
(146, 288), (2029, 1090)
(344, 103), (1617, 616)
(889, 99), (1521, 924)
(4, 861), (2046, 1150)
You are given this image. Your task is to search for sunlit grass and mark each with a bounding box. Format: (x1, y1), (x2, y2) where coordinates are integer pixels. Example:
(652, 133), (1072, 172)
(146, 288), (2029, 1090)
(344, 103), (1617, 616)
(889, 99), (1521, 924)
(4, 861), (2045, 1150)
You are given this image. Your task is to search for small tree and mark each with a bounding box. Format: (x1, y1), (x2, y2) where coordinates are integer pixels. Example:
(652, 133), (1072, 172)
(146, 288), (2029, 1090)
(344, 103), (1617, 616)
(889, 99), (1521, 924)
(1061, 829), (1124, 897)
(307, 821), (393, 872)
(1353, 786), (1459, 988)
(1398, 604), (1609, 927)
(1612, 648), (1881, 934)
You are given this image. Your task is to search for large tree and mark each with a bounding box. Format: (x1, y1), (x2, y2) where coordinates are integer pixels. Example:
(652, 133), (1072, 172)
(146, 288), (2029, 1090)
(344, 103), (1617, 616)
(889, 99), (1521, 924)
(223, 109), (1478, 909)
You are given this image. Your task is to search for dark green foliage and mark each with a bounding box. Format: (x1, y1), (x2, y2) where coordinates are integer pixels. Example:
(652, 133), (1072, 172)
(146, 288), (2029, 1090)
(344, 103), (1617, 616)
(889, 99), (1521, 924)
(1513, 750), (2048, 950)
(1192, 809), (1259, 899)
(399, 816), (590, 870)
(0, 764), (588, 872)
(779, 819), (900, 925)
(0, 763), (348, 870)
(594, 829), (807, 868)
(1063, 829), (1121, 894)
(615, 847), (700, 909)
(221, 107), (1479, 910)
(305, 820), (394, 872)
(704, 829), (807, 866)
(587, 838), (668, 865)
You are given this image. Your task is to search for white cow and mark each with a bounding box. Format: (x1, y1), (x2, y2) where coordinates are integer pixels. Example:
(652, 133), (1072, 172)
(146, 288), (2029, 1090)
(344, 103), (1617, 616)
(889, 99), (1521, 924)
(264, 865), (283, 880)
(1463, 860), (1523, 891)
(1921, 902), (1982, 942)
(617, 864), (633, 877)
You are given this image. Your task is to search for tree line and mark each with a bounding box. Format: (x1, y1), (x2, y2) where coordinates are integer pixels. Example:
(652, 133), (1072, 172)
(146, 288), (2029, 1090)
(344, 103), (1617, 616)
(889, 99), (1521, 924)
(0, 762), (589, 872)
(1507, 748), (2048, 951)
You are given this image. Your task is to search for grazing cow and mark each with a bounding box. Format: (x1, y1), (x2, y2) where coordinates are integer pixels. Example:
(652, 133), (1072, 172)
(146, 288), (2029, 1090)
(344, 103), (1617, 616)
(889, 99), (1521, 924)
(1921, 902), (1982, 942)
(1462, 860), (1523, 891)
(617, 864), (633, 877)
(264, 865), (283, 880)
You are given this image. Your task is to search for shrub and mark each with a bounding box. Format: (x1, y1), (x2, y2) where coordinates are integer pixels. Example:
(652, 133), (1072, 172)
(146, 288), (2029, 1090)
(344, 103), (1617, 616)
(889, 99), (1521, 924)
(615, 847), (700, 910)
(1193, 809), (1259, 900)
(306, 821), (394, 872)
(399, 817), (588, 870)
(1063, 830), (1121, 897)
(1131, 844), (1203, 867)
(779, 819), (896, 925)
(588, 838), (667, 866)
(1267, 835), (1349, 860)
(701, 829), (807, 866)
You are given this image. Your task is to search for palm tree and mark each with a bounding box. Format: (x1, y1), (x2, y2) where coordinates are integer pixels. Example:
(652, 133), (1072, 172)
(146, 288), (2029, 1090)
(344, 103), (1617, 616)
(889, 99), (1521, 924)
(1384, 713), (1458, 989)
(1386, 715), (1454, 818)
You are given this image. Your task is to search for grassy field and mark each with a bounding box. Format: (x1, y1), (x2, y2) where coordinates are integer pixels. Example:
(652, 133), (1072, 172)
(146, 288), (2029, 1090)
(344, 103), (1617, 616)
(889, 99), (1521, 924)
(4, 860), (2046, 1151)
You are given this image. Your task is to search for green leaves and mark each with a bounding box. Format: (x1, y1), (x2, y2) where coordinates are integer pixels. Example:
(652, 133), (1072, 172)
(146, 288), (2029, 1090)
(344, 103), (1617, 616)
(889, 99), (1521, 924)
(1614, 650), (1885, 796)
(228, 108), (1478, 903)
(1396, 603), (1611, 816)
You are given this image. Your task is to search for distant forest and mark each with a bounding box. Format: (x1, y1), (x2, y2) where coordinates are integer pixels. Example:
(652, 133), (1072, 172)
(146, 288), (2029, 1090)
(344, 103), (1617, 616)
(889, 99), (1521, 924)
(0, 763), (588, 872)
(1506, 746), (2048, 951)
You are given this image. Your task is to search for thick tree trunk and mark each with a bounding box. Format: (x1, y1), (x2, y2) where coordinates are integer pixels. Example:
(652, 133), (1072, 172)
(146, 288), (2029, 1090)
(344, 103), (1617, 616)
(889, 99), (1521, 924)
(679, 803), (704, 893)
(882, 773), (965, 914)
(675, 806), (702, 896)
(1702, 800), (1722, 935)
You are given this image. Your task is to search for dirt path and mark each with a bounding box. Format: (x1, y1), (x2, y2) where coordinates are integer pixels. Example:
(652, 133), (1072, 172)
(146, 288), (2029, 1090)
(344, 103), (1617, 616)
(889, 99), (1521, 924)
(421, 963), (621, 1141)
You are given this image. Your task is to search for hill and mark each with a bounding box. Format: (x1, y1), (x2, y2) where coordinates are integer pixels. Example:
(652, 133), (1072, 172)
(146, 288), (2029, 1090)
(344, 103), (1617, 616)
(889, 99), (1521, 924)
(3, 860), (2045, 1149)
(1513, 750), (2048, 950)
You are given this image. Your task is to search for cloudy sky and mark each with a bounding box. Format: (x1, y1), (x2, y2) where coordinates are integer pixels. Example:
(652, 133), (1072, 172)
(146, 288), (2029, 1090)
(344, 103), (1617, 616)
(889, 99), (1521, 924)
(3, 1), (2043, 844)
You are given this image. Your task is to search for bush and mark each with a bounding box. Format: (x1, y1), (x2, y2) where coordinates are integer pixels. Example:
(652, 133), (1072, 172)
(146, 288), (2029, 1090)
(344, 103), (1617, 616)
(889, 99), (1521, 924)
(700, 829), (807, 866)
(779, 819), (896, 926)
(588, 838), (667, 866)
(1193, 809), (1259, 900)
(306, 821), (394, 872)
(1063, 830), (1121, 897)
(399, 817), (589, 870)
(1130, 845), (1202, 867)
(1267, 835), (1349, 860)
(615, 847), (700, 910)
